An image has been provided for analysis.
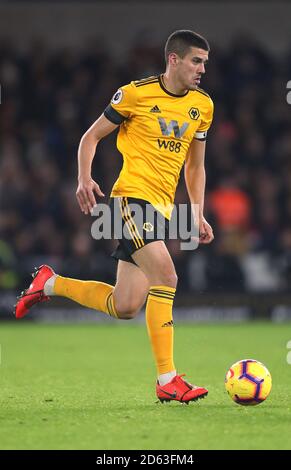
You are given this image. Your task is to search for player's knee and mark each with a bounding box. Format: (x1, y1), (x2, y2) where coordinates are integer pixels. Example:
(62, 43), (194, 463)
(119, 312), (137, 320)
(150, 269), (178, 288)
(164, 271), (178, 288)
(117, 308), (139, 320)
(115, 300), (140, 320)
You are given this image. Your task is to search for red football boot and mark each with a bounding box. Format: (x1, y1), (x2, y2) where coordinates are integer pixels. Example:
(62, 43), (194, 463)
(14, 265), (55, 319)
(156, 374), (208, 404)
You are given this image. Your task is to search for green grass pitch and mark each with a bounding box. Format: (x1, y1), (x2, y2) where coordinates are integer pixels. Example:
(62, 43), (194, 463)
(0, 321), (291, 450)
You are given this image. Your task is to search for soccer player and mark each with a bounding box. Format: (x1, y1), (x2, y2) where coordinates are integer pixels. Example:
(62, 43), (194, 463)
(15, 30), (214, 404)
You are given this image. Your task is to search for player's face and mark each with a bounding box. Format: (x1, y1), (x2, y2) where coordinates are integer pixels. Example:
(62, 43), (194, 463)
(176, 47), (209, 90)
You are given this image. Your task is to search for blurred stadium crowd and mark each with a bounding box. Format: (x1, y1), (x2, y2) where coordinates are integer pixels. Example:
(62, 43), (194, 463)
(1, 36), (291, 294)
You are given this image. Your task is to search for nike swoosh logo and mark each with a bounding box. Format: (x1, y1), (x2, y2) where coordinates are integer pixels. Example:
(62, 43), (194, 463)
(160, 390), (177, 399)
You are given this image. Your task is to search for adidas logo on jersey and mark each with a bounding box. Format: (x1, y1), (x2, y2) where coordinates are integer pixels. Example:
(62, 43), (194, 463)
(150, 105), (161, 113)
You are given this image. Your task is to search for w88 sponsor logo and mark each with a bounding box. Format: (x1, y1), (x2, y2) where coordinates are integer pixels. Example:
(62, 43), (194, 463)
(157, 139), (182, 153)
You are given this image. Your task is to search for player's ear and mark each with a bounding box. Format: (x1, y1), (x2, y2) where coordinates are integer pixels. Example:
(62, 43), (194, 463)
(168, 52), (179, 66)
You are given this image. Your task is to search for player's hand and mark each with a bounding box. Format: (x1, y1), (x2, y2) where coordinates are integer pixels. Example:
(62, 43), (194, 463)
(199, 216), (214, 244)
(76, 178), (105, 215)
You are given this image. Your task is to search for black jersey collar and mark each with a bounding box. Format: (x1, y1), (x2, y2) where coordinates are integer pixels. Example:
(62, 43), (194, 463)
(158, 75), (189, 98)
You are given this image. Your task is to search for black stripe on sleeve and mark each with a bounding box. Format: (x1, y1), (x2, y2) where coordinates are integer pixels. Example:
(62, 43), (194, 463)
(194, 136), (207, 141)
(104, 105), (127, 125)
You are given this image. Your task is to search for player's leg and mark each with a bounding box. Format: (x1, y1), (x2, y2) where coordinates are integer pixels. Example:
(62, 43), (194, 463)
(132, 240), (177, 382)
(14, 195), (150, 320)
(51, 259), (148, 319)
(14, 260), (149, 320)
(132, 241), (208, 403)
(113, 260), (149, 319)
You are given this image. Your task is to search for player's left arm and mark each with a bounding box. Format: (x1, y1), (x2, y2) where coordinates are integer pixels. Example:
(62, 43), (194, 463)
(184, 138), (214, 244)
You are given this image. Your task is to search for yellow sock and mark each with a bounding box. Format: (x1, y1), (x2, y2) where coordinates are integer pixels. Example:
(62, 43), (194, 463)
(54, 276), (118, 318)
(146, 285), (176, 375)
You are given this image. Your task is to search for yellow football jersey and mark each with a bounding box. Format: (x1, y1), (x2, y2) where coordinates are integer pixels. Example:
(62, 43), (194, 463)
(104, 75), (214, 219)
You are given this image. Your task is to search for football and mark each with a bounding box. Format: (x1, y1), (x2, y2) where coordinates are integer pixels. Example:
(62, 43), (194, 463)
(225, 359), (272, 405)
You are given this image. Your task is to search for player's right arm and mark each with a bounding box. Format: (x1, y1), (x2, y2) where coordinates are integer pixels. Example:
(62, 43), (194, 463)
(77, 83), (136, 214)
(76, 114), (118, 214)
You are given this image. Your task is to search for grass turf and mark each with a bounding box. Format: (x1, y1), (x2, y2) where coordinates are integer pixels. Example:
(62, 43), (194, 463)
(0, 321), (291, 450)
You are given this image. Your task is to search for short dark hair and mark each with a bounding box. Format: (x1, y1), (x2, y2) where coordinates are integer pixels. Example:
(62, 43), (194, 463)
(165, 30), (210, 63)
